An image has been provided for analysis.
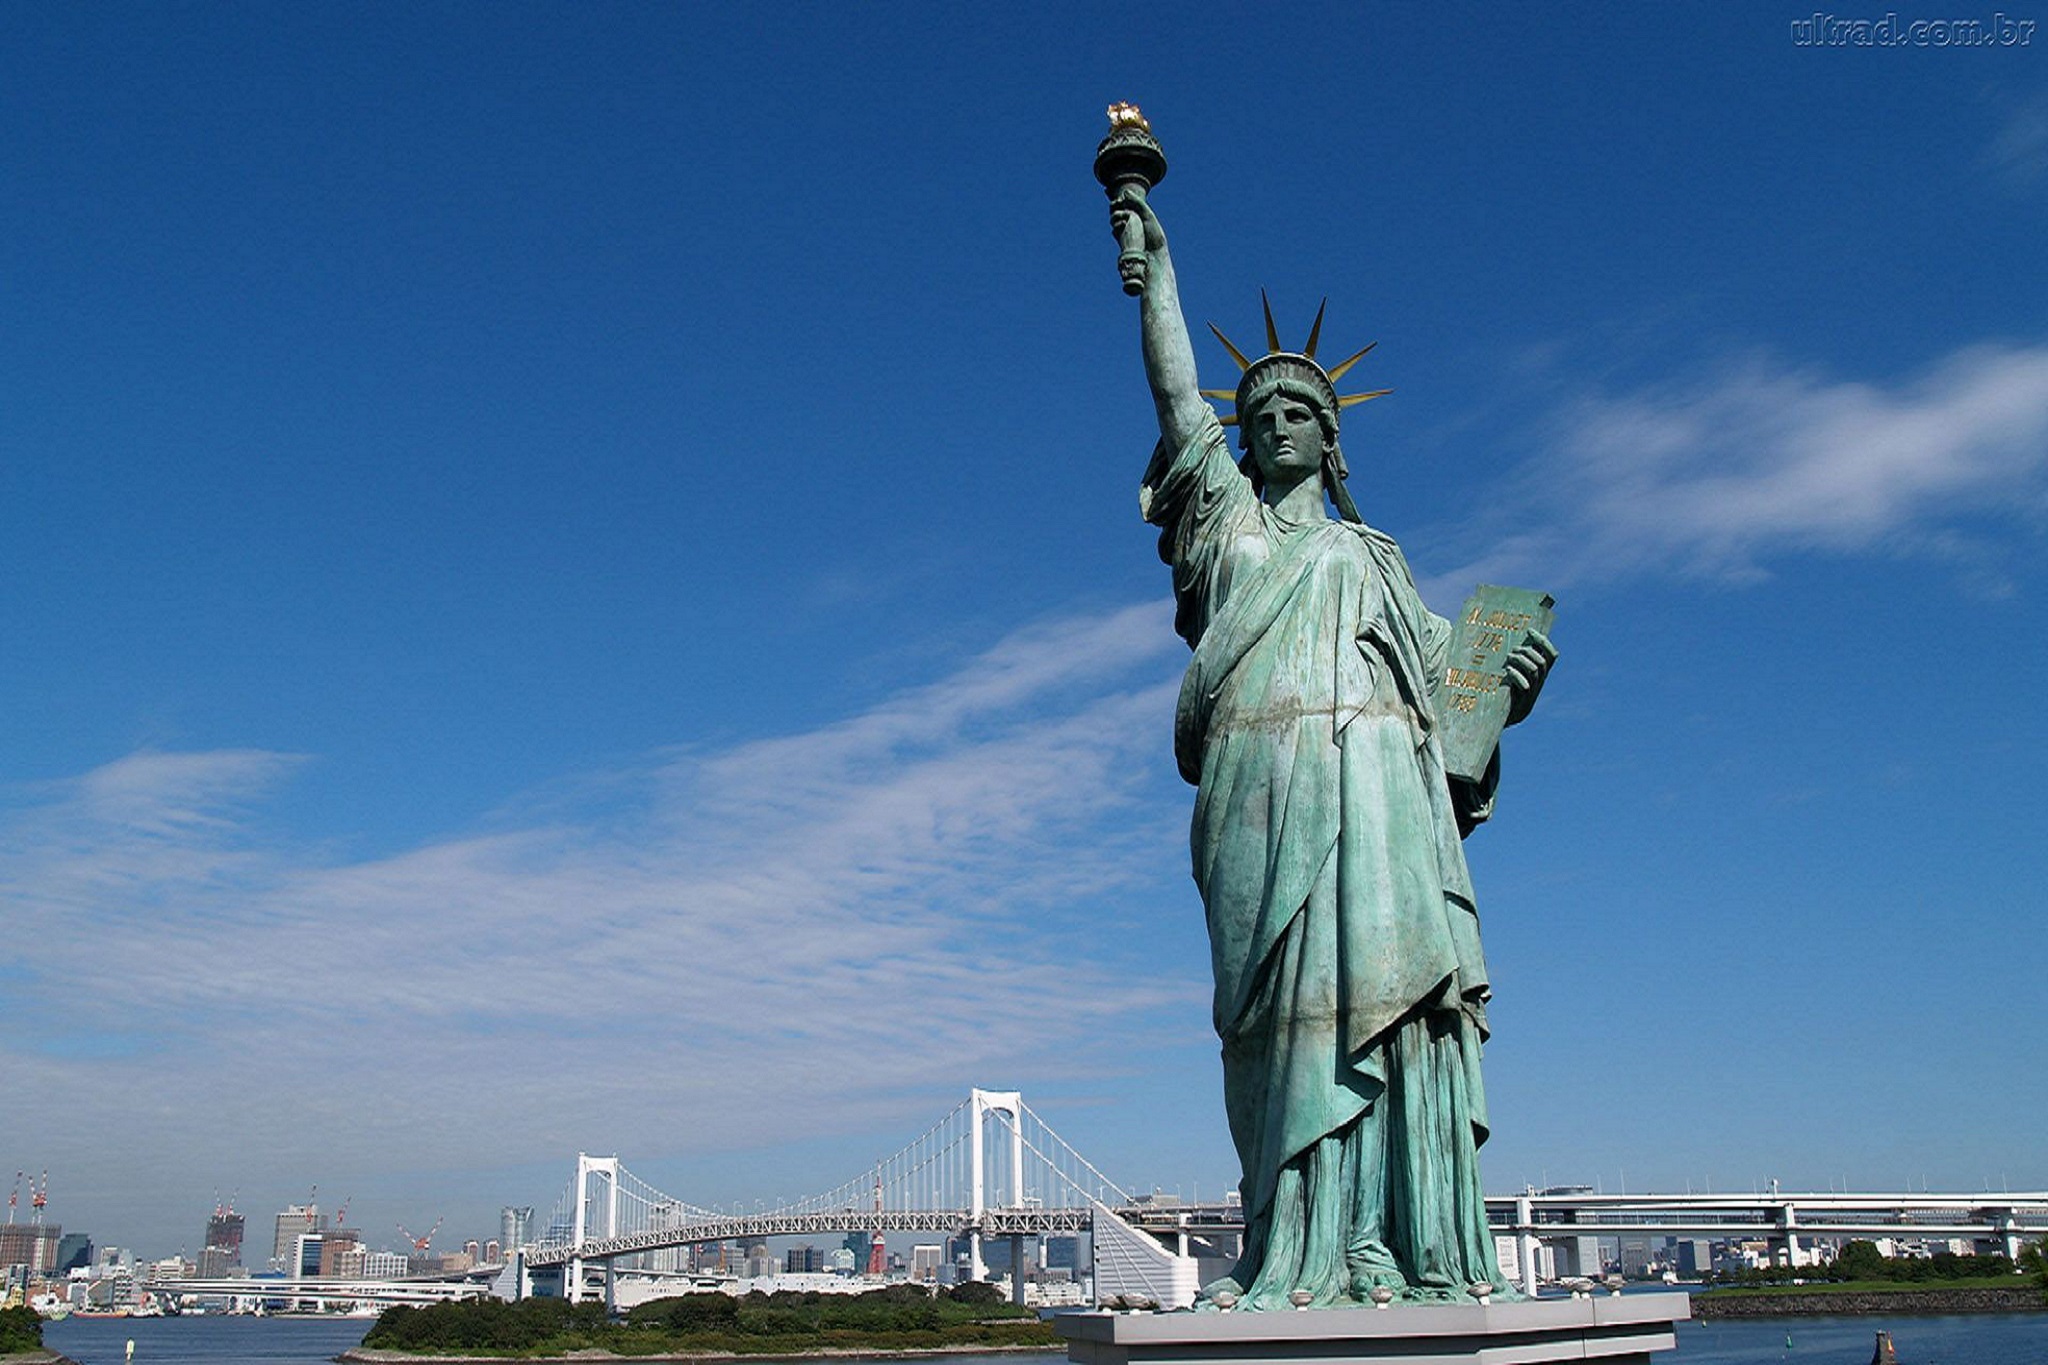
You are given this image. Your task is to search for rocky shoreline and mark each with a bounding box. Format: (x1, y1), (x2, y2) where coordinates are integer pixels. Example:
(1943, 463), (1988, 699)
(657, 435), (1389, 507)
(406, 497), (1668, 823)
(1692, 1284), (2047, 1318)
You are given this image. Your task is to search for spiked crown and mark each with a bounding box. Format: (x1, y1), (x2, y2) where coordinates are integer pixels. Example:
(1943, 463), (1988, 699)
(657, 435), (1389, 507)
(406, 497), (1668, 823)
(1201, 292), (1390, 435)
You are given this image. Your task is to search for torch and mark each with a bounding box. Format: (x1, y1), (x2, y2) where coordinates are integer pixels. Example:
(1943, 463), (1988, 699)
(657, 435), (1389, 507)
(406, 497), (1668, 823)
(1094, 103), (1167, 296)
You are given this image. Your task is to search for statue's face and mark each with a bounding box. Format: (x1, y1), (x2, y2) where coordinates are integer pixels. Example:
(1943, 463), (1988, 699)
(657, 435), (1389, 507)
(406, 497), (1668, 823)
(1246, 395), (1330, 488)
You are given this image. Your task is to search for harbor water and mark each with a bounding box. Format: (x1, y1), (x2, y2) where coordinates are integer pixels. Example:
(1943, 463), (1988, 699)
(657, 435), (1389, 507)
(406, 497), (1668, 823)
(40, 1308), (2048, 1365)
(43, 1315), (373, 1365)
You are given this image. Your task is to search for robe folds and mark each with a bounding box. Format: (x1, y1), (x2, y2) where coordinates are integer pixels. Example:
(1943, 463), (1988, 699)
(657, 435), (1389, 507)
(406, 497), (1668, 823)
(1141, 414), (1513, 1307)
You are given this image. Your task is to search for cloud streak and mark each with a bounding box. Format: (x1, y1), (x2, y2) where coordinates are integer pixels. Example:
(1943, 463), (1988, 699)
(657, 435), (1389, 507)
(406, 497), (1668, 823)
(1422, 342), (2048, 596)
(0, 603), (1202, 1250)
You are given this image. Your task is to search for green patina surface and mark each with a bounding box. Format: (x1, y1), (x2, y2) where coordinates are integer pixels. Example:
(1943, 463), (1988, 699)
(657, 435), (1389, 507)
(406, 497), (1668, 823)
(1099, 109), (1556, 1311)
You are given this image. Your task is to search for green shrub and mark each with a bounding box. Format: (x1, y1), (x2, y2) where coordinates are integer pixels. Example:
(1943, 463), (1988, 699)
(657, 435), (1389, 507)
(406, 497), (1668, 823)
(737, 1306), (813, 1337)
(626, 1292), (740, 1332)
(0, 1304), (44, 1353)
(362, 1296), (607, 1351)
(946, 1279), (1005, 1305)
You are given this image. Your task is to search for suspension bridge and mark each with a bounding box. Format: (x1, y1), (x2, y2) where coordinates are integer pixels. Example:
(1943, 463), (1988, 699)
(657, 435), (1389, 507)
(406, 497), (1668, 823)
(518, 1089), (1206, 1305)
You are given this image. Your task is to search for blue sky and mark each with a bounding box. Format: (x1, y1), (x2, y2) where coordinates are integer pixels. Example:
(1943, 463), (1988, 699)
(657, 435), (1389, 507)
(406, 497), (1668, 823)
(4, 3), (2045, 1259)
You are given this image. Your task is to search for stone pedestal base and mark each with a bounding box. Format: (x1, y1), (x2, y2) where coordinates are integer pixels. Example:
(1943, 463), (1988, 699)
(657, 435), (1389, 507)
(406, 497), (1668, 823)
(1054, 1293), (1691, 1365)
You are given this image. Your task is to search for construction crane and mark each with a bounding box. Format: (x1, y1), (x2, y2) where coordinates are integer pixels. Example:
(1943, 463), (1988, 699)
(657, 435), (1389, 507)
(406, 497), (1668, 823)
(30, 1172), (47, 1224)
(398, 1217), (444, 1256)
(333, 1196), (353, 1230)
(6, 1173), (18, 1225)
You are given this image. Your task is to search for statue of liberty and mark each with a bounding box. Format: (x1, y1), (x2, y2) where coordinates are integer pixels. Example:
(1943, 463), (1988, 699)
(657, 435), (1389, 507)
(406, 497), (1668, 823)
(1099, 108), (1556, 1309)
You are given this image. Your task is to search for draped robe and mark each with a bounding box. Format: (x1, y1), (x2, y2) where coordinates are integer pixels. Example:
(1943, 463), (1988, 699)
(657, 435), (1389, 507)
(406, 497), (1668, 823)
(1142, 413), (1513, 1307)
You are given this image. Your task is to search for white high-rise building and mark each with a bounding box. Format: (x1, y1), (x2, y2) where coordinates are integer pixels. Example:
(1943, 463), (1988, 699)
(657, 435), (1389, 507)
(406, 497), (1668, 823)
(647, 1202), (689, 1274)
(363, 1250), (408, 1278)
(272, 1205), (324, 1271)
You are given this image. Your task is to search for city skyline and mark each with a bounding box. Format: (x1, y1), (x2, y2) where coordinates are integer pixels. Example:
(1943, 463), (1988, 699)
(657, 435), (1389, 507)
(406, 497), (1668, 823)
(4, 5), (2045, 1257)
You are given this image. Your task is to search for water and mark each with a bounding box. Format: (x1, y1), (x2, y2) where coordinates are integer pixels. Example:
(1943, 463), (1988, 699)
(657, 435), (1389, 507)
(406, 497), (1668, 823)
(37, 1310), (2048, 1364)
(42, 1315), (371, 1365)
(1663, 1313), (2045, 1363)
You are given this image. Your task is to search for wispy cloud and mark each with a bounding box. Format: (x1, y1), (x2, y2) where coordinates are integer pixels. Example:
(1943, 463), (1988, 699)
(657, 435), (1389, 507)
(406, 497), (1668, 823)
(1987, 93), (2048, 189)
(0, 604), (1200, 1246)
(1421, 342), (2048, 597)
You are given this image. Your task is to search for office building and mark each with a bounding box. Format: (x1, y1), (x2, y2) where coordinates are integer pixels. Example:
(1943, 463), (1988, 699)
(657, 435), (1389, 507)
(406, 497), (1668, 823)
(1676, 1240), (1714, 1278)
(273, 1204), (325, 1270)
(363, 1250), (408, 1278)
(0, 1224), (61, 1275)
(646, 1203), (688, 1274)
(55, 1233), (93, 1274)
(196, 1246), (239, 1278)
(1494, 1235), (1522, 1284)
(1619, 1239), (1656, 1279)
(318, 1229), (363, 1277)
(204, 1210), (245, 1264)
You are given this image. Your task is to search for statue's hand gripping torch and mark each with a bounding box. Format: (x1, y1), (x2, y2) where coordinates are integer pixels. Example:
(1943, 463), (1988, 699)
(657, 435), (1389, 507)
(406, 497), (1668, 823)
(1094, 103), (1167, 296)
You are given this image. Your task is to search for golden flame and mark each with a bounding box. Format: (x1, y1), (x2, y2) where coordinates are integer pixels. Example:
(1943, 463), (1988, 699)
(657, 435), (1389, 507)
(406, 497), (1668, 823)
(1105, 102), (1151, 134)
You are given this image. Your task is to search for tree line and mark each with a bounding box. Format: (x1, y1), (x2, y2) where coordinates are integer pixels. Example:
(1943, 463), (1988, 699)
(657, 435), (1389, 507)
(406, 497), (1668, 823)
(1703, 1239), (2045, 1287)
(361, 1282), (1047, 1355)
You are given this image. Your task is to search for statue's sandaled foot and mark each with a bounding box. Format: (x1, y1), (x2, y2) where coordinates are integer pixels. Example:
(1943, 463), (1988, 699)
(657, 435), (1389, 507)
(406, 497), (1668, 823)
(1346, 1239), (1407, 1303)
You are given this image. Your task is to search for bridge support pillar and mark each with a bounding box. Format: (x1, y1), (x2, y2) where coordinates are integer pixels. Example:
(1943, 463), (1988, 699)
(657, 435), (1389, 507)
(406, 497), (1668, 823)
(1010, 1233), (1027, 1304)
(1774, 1203), (1801, 1268)
(1995, 1212), (2023, 1262)
(1514, 1197), (1541, 1297)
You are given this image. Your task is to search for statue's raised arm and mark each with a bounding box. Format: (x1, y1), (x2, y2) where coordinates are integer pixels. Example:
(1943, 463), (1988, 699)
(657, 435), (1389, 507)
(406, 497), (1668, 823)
(1097, 106), (1208, 455)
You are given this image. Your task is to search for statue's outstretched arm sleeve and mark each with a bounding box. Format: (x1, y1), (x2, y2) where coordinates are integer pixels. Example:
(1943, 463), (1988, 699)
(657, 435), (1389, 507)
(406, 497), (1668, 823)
(1112, 191), (1209, 455)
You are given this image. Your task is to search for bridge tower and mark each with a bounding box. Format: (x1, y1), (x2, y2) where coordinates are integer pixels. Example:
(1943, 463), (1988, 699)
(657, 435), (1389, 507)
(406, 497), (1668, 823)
(566, 1153), (620, 1307)
(968, 1089), (1024, 1288)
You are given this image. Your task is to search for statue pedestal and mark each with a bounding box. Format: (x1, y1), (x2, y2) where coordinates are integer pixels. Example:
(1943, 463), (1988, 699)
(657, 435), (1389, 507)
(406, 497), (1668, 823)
(1054, 1293), (1691, 1365)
